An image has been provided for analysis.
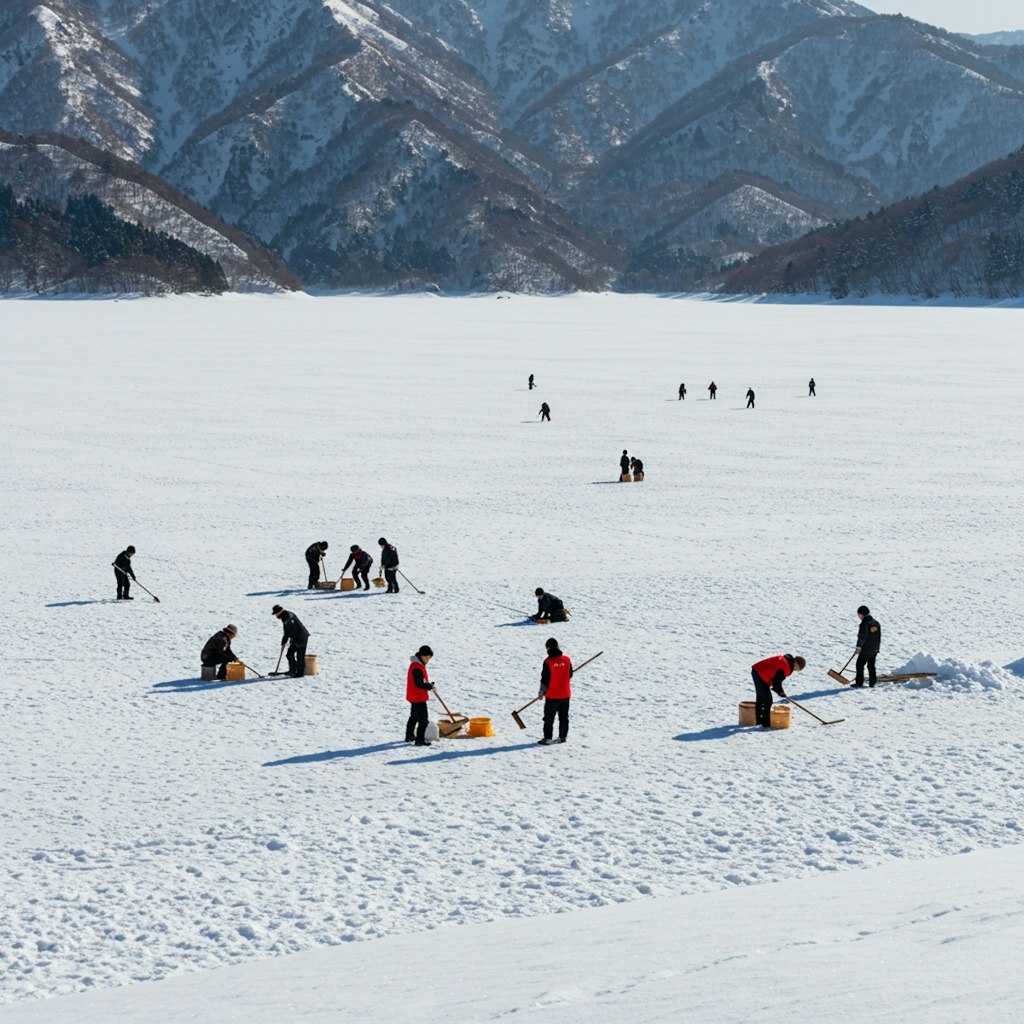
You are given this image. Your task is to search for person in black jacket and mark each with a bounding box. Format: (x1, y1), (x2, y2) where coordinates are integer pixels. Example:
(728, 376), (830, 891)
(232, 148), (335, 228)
(808, 378), (816, 396)
(343, 545), (373, 590)
(406, 645), (435, 745)
(620, 450), (630, 477)
(746, 387), (755, 409)
(113, 546), (136, 600)
(273, 605), (309, 677)
(539, 402), (550, 421)
(529, 374), (535, 390)
(306, 541), (329, 589)
(852, 605), (882, 688)
(533, 588), (567, 623)
(708, 381), (717, 400)
(201, 625), (239, 680)
(678, 382), (686, 400)
(378, 537), (400, 593)
(630, 456), (644, 480)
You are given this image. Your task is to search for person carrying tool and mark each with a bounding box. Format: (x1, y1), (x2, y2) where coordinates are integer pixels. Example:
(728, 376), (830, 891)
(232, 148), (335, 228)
(343, 544), (373, 590)
(746, 387), (755, 409)
(272, 605), (309, 678)
(708, 381), (717, 400)
(620, 449), (630, 477)
(113, 545), (137, 600)
(539, 402), (551, 421)
(678, 382), (686, 400)
(378, 537), (400, 593)
(406, 644), (435, 745)
(808, 377), (816, 396)
(306, 541), (329, 589)
(201, 625), (240, 681)
(751, 653), (806, 728)
(851, 605), (881, 688)
(538, 638), (573, 745)
(533, 588), (567, 623)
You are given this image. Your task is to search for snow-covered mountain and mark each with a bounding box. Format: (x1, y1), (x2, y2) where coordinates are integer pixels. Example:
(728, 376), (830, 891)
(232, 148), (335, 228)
(2, 1), (1024, 289)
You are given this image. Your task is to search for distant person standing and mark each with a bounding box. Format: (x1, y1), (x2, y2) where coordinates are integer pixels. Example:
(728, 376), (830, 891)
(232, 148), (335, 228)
(851, 605), (881, 688)
(808, 378), (816, 396)
(379, 537), (400, 593)
(708, 381), (717, 400)
(746, 387), (755, 409)
(529, 374), (536, 390)
(538, 637), (573, 745)
(678, 382), (686, 400)
(113, 545), (137, 600)
(272, 605), (309, 677)
(751, 653), (805, 728)
(343, 545), (373, 590)
(539, 402), (551, 421)
(620, 449), (630, 478)
(306, 541), (329, 589)
(406, 645), (435, 745)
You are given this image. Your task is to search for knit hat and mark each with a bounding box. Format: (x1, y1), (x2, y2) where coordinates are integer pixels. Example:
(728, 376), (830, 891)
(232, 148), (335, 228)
(378, 537), (388, 545)
(320, 541), (329, 550)
(417, 645), (433, 658)
(272, 605), (283, 616)
(545, 638), (559, 650)
(857, 605), (870, 615)
(535, 587), (545, 596)
(225, 624), (238, 636)
(792, 656), (806, 671)
(126, 545), (136, 554)
(350, 544), (360, 552)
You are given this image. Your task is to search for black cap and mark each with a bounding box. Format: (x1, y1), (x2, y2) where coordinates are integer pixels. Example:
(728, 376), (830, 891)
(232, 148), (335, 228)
(857, 605), (870, 615)
(417, 645), (433, 658)
(272, 605), (283, 616)
(545, 637), (558, 649)
(320, 541), (329, 549)
(350, 544), (359, 552)
(378, 537), (388, 545)
(535, 588), (545, 596)
(126, 545), (136, 553)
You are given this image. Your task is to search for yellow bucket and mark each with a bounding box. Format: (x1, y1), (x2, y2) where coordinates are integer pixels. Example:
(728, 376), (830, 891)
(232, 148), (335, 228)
(468, 716), (495, 737)
(738, 700), (756, 726)
(225, 662), (245, 681)
(770, 705), (791, 729)
(339, 578), (356, 591)
(620, 473), (632, 482)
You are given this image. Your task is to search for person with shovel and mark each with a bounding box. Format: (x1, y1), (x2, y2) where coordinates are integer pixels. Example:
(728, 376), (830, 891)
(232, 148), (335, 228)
(306, 541), (329, 589)
(539, 402), (551, 422)
(851, 605), (881, 688)
(378, 537), (400, 593)
(751, 653), (806, 728)
(343, 544), (374, 591)
(272, 605), (309, 678)
(533, 588), (567, 623)
(406, 645), (435, 746)
(201, 624), (240, 681)
(538, 638), (573, 745)
(113, 545), (137, 600)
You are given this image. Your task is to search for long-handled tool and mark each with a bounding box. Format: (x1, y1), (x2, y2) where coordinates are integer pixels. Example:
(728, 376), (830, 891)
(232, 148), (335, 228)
(827, 651), (857, 686)
(432, 686), (470, 735)
(398, 569), (425, 594)
(113, 563), (161, 603)
(237, 660), (266, 679)
(783, 693), (844, 726)
(269, 645), (289, 676)
(512, 651), (604, 728)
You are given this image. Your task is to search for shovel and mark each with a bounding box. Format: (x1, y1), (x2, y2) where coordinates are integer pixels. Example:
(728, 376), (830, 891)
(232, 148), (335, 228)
(432, 686), (469, 733)
(398, 569), (425, 594)
(783, 693), (845, 726)
(113, 563), (161, 603)
(827, 651), (857, 686)
(511, 651), (603, 728)
(269, 645), (290, 676)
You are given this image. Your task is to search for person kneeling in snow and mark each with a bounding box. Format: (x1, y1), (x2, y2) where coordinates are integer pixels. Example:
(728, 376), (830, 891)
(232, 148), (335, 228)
(202, 624), (239, 680)
(533, 588), (567, 623)
(406, 645), (435, 746)
(538, 638), (573, 745)
(751, 653), (805, 728)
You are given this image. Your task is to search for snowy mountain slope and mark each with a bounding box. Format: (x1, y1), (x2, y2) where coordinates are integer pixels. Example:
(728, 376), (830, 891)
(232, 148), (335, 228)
(1, 295), (1023, 1004)
(2, 2), (1024, 288)
(6, 844), (1023, 1023)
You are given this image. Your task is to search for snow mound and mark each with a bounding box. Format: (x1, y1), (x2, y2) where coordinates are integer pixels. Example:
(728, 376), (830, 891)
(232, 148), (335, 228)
(893, 652), (1018, 691)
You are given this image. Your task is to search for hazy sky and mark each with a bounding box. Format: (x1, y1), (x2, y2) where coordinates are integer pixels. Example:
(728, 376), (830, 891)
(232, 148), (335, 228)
(865, 2), (1023, 33)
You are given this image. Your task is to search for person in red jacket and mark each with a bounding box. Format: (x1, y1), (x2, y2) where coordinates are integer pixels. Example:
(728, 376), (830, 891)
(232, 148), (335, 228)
(751, 653), (806, 728)
(405, 645), (435, 746)
(538, 637), (573, 745)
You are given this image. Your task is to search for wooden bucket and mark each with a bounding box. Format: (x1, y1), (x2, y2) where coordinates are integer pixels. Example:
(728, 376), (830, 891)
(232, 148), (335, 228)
(633, 472), (644, 482)
(225, 662), (245, 681)
(738, 700), (756, 726)
(304, 654), (318, 676)
(200, 665), (217, 681)
(315, 580), (336, 590)
(339, 578), (356, 591)
(372, 576), (386, 588)
(620, 473), (632, 482)
(770, 705), (791, 730)
(468, 716), (495, 737)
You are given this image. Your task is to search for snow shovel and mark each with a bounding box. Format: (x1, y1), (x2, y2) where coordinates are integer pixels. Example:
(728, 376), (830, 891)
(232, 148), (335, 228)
(398, 569), (425, 594)
(783, 693), (844, 726)
(269, 645), (290, 676)
(432, 686), (469, 733)
(113, 563), (161, 603)
(827, 651), (857, 686)
(511, 651), (604, 728)
(315, 557), (337, 590)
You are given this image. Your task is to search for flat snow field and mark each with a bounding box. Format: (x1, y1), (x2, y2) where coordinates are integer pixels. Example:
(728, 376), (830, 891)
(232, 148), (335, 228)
(0, 294), (1022, 1011)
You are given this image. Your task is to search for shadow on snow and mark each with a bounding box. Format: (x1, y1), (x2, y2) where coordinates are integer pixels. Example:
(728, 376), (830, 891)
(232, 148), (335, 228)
(46, 599), (121, 607)
(263, 742), (406, 766)
(150, 675), (281, 694)
(387, 742), (538, 765)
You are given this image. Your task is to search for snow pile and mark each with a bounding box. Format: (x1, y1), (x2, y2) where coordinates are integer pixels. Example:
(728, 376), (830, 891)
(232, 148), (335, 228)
(893, 652), (1018, 691)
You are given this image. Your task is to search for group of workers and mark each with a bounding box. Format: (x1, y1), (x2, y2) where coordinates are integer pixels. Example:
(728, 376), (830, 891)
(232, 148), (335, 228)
(677, 380), (817, 401)
(199, 604), (310, 680)
(306, 538), (401, 593)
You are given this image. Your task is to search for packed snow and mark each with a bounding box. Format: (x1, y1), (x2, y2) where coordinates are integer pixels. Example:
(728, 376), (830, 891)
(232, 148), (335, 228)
(0, 294), (1022, 1017)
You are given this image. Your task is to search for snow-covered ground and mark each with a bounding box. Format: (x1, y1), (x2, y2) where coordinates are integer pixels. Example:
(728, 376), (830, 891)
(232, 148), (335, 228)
(1, 294), (1022, 1015)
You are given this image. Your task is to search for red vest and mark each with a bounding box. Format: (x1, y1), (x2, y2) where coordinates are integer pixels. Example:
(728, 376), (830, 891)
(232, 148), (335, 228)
(544, 655), (572, 700)
(753, 655), (791, 685)
(406, 659), (430, 702)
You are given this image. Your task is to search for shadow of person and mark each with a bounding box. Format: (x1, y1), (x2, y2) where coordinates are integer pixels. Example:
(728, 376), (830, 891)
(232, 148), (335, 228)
(264, 742), (407, 766)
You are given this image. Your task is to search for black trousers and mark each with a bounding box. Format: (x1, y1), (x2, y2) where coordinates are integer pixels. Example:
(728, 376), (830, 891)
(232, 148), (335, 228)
(406, 702), (428, 742)
(710, 391), (716, 399)
(287, 641), (307, 677)
(541, 411), (550, 421)
(753, 671), (775, 727)
(856, 651), (878, 685)
(115, 568), (131, 599)
(353, 566), (370, 589)
(747, 397), (755, 408)
(307, 556), (320, 589)
(384, 568), (399, 593)
(809, 386), (816, 396)
(543, 697), (570, 740)
(203, 655), (232, 680)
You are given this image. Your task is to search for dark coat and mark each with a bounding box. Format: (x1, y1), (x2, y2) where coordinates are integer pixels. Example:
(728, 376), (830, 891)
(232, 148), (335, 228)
(306, 543), (324, 563)
(537, 593), (565, 617)
(857, 615), (881, 654)
(380, 544), (399, 569)
(201, 630), (236, 663)
(343, 548), (373, 572)
(113, 550), (136, 579)
(279, 611), (309, 644)
(620, 454), (630, 472)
